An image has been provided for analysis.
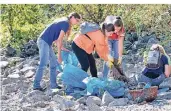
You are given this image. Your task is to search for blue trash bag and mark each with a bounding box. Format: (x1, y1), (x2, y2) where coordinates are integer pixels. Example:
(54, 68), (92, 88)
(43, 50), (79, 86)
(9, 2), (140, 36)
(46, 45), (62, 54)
(104, 79), (126, 97)
(107, 87), (125, 97)
(61, 64), (89, 90)
(83, 77), (106, 95)
(83, 77), (126, 97)
(56, 51), (79, 72)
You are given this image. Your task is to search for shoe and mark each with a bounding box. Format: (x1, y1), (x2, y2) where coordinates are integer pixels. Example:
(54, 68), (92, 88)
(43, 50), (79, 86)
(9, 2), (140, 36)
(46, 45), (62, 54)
(33, 87), (46, 92)
(51, 86), (62, 93)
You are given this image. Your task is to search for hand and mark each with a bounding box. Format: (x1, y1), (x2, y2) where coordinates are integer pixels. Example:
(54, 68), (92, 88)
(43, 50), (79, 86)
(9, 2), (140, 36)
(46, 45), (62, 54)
(107, 55), (114, 63)
(118, 56), (122, 65)
(57, 55), (62, 64)
(107, 61), (114, 69)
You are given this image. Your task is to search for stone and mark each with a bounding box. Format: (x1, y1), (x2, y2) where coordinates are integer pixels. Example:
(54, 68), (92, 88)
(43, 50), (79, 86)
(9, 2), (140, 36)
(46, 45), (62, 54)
(101, 91), (115, 106)
(20, 66), (35, 73)
(76, 96), (88, 105)
(86, 102), (102, 111)
(2, 78), (19, 85)
(86, 96), (102, 106)
(0, 61), (9, 68)
(157, 92), (171, 100)
(3, 83), (20, 94)
(7, 74), (20, 78)
(108, 98), (129, 107)
(25, 70), (34, 78)
(159, 77), (171, 89)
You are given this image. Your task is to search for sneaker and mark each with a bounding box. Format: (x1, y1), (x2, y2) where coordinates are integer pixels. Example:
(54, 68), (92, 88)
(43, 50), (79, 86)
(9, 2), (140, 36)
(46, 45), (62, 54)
(51, 86), (62, 93)
(33, 87), (46, 92)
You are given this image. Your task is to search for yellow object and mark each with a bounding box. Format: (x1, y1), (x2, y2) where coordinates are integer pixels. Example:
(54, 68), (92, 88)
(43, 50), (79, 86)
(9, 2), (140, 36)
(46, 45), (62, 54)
(107, 61), (114, 69)
(118, 56), (122, 65)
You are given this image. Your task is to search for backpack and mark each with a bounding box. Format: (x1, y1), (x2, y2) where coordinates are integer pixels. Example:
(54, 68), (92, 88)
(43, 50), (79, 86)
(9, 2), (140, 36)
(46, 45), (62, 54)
(80, 22), (100, 58)
(146, 48), (162, 69)
(80, 22), (100, 34)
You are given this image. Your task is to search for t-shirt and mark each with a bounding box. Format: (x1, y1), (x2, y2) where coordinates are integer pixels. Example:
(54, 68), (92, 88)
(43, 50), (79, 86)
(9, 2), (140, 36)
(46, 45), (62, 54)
(40, 18), (69, 46)
(142, 54), (169, 78)
(108, 27), (125, 40)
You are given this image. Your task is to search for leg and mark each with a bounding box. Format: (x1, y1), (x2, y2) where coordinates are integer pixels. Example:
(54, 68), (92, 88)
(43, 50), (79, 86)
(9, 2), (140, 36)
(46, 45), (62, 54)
(138, 74), (152, 85)
(33, 38), (49, 89)
(102, 61), (110, 79)
(113, 40), (119, 59)
(102, 40), (113, 78)
(49, 47), (60, 89)
(87, 53), (97, 77)
(72, 42), (90, 72)
(152, 74), (166, 86)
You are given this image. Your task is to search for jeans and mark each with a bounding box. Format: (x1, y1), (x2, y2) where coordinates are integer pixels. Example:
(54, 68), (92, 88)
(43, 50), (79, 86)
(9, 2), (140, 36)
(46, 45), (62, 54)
(138, 73), (166, 86)
(103, 40), (119, 78)
(72, 42), (97, 77)
(33, 38), (60, 89)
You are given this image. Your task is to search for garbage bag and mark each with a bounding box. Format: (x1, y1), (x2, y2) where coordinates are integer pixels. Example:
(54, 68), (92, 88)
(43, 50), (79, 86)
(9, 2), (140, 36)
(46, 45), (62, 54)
(61, 64), (89, 89)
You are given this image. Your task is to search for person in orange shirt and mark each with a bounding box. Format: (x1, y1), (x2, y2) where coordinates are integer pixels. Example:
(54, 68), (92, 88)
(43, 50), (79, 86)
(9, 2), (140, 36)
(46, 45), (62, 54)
(102, 16), (125, 78)
(72, 28), (114, 77)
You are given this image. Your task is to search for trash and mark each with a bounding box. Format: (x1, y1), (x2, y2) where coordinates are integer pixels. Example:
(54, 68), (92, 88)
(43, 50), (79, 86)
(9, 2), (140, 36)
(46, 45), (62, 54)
(61, 64), (89, 90)
(56, 51), (79, 72)
(83, 77), (126, 97)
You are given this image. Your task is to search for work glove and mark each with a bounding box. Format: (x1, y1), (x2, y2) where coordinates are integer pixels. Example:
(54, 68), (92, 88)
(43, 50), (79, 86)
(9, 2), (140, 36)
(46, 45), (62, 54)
(107, 55), (114, 69)
(117, 56), (122, 65)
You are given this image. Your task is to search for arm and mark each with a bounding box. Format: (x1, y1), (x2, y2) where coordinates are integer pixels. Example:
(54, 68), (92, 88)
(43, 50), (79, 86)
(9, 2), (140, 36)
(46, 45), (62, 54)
(55, 30), (65, 63)
(118, 36), (124, 58)
(165, 65), (170, 78)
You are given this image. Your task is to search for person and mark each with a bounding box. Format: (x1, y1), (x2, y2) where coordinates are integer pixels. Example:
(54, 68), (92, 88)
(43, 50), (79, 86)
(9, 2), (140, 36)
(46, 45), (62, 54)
(33, 12), (81, 91)
(102, 16), (125, 78)
(72, 24), (113, 77)
(138, 44), (170, 86)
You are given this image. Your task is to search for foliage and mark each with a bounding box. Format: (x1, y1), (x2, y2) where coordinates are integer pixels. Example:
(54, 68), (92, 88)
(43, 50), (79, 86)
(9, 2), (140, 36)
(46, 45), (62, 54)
(0, 4), (170, 50)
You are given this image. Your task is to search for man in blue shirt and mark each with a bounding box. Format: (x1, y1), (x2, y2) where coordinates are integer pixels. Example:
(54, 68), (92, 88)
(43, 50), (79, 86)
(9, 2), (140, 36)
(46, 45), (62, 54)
(33, 12), (81, 91)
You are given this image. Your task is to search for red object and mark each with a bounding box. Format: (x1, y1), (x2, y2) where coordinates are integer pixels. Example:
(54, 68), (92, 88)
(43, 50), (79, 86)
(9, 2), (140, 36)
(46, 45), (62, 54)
(108, 27), (125, 40)
(129, 86), (158, 102)
(109, 33), (118, 40)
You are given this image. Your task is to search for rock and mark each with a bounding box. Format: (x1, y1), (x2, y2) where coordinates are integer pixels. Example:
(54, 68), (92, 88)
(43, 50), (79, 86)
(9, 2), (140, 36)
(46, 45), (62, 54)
(25, 70), (34, 78)
(26, 90), (50, 103)
(101, 91), (115, 106)
(3, 83), (20, 94)
(52, 94), (65, 103)
(76, 96), (88, 105)
(27, 90), (44, 97)
(2, 78), (19, 85)
(5, 45), (16, 57)
(0, 56), (8, 61)
(52, 94), (76, 110)
(3, 68), (10, 77)
(157, 92), (171, 100)
(0, 61), (9, 68)
(159, 77), (171, 89)
(21, 107), (37, 111)
(7, 73), (20, 78)
(15, 62), (24, 70)
(20, 66), (35, 73)
(87, 103), (102, 111)
(146, 37), (159, 49)
(1, 95), (9, 100)
(20, 40), (38, 58)
(29, 60), (39, 66)
(86, 96), (102, 106)
(108, 98), (129, 107)
(97, 72), (103, 78)
(33, 101), (48, 108)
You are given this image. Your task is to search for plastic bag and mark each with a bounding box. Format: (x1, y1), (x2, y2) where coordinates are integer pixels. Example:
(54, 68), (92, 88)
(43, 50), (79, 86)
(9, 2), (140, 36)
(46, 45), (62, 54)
(61, 64), (89, 89)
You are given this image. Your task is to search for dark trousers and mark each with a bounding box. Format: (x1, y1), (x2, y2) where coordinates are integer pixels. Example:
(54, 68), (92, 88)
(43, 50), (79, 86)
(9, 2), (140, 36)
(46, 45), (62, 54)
(72, 42), (97, 77)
